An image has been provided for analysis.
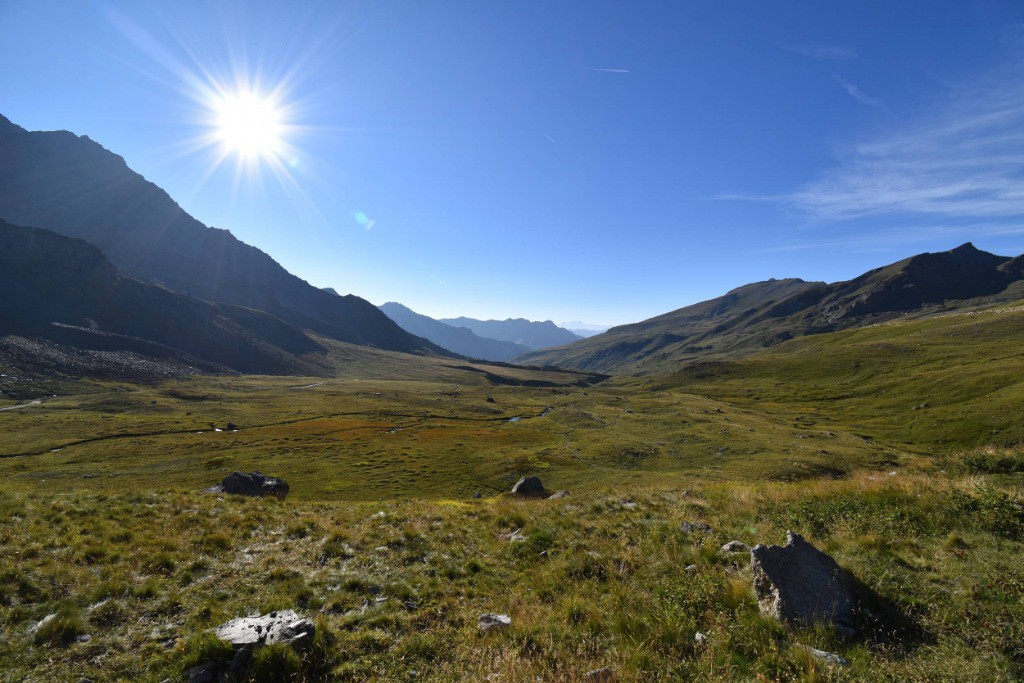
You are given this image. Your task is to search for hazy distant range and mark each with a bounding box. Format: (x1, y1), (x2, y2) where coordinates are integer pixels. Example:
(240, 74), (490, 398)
(375, 301), (606, 362)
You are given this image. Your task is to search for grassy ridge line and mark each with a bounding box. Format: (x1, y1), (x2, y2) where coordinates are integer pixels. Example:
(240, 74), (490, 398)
(656, 299), (1024, 449)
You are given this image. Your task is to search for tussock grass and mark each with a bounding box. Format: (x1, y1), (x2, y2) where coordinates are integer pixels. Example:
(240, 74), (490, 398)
(0, 464), (1019, 681)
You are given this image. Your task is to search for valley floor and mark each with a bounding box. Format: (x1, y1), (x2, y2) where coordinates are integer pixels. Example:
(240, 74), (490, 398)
(1, 304), (1022, 680)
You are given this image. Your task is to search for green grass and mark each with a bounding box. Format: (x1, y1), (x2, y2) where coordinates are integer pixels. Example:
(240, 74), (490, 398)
(1, 304), (1023, 680)
(0, 468), (1020, 681)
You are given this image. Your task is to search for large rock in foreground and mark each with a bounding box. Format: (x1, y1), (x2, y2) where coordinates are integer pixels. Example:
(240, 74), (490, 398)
(511, 476), (548, 498)
(212, 471), (289, 500)
(187, 610), (314, 682)
(751, 531), (858, 637)
(215, 609), (314, 648)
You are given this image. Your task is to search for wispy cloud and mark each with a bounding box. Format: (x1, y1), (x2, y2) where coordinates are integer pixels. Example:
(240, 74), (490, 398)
(761, 222), (1024, 253)
(727, 55), (1024, 223)
(788, 44), (857, 60)
(590, 68), (630, 74)
(833, 74), (881, 107)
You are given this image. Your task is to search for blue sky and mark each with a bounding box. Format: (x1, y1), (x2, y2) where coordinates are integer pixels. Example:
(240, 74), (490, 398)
(3, 1), (1024, 326)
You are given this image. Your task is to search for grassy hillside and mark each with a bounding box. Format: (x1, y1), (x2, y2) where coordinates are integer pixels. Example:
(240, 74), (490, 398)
(1, 304), (1022, 681)
(654, 302), (1024, 450)
(519, 245), (1024, 375)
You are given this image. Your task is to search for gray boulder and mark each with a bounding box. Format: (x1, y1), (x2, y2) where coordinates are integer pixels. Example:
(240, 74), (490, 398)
(215, 609), (314, 648)
(213, 471), (289, 500)
(511, 476), (547, 498)
(680, 521), (713, 534)
(751, 531), (858, 638)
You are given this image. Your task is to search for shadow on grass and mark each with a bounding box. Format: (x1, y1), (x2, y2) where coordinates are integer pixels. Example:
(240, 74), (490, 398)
(851, 574), (934, 653)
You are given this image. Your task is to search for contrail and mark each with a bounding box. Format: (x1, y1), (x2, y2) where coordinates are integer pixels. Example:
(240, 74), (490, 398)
(590, 68), (629, 73)
(545, 134), (556, 144)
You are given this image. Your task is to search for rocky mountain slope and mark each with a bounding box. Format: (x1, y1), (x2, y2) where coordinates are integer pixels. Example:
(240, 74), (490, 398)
(0, 219), (333, 375)
(0, 114), (443, 356)
(380, 303), (528, 362)
(518, 243), (1024, 374)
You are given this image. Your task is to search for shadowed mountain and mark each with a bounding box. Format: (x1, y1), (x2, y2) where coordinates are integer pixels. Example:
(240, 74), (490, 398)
(518, 243), (1024, 374)
(0, 114), (444, 357)
(437, 316), (582, 350)
(0, 219), (333, 375)
(379, 303), (529, 362)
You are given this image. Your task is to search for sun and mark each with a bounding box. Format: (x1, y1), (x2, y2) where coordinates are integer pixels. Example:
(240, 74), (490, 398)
(213, 90), (284, 160)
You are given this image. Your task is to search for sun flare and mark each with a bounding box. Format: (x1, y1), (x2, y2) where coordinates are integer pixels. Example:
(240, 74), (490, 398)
(213, 90), (283, 159)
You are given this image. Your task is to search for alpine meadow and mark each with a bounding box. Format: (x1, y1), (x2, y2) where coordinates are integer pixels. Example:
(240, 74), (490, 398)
(1, 3), (1023, 682)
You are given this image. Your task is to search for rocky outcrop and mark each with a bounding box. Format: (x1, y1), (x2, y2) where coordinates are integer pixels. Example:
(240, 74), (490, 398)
(210, 471), (289, 500)
(751, 531), (858, 637)
(214, 609), (314, 648)
(511, 476), (548, 498)
(187, 610), (314, 682)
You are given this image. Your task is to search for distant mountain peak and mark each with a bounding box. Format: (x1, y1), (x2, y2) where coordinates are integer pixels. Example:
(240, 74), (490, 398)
(518, 243), (1024, 374)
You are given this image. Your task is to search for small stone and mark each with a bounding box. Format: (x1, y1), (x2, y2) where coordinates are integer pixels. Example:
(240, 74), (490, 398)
(793, 643), (850, 666)
(30, 613), (56, 634)
(472, 492), (482, 499)
(694, 632), (708, 645)
(478, 613), (511, 633)
(499, 529), (526, 543)
(186, 661), (217, 683)
(680, 521), (713, 534)
(585, 666), (615, 682)
(620, 501), (638, 510)
(684, 564), (697, 572)
(721, 540), (750, 553)
(548, 490), (571, 499)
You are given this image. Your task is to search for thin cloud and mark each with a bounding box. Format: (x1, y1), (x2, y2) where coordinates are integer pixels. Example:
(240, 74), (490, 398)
(545, 134), (556, 144)
(772, 55), (1024, 222)
(834, 74), (881, 107)
(717, 53), (1024, 225)
(590, 68), (629, 73)
(788, 44), (857, 60)
(761, 222), (1024, 253)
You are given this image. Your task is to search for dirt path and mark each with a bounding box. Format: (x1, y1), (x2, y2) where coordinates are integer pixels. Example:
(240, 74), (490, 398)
(0, 399), (41, 412)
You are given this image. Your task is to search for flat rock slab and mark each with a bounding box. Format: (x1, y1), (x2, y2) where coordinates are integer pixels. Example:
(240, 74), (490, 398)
(210, 471), (289, 500)
(215, 610), (314, 648)
(478, 613), (511, 633)
(721, 540), (750, 553)
(751, 531), (858, 637)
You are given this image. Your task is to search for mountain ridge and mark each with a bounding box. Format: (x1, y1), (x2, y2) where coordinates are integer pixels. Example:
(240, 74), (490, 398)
(0, 114), (446, 357)
(517, 243), (1024, 374)
(379, 303), (529, 362)
(438, 316), (582, 350)
(0, 219), (333, 375)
